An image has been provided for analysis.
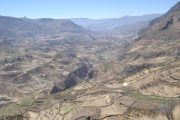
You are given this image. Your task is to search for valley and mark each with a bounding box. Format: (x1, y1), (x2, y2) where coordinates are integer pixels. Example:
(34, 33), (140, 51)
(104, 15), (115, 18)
(0, 1), (180, 120)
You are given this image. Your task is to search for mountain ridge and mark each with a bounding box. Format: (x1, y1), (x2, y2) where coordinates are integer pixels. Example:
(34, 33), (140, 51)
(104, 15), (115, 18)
(71, 14), (161, 32)
(0, 16), (88, 38)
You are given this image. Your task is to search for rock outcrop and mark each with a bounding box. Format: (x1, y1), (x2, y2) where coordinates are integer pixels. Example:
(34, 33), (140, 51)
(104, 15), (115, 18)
(50, 63), (94, 94)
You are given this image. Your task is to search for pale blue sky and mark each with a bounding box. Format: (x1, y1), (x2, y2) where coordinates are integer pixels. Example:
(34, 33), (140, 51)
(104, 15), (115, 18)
(0, 0), (179, 19)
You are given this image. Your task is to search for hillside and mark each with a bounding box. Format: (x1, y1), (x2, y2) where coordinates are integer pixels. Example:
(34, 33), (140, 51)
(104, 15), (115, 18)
(140, 2), (180, 40)
(0, 16), (87, 38)
(119, 1), (180, 97)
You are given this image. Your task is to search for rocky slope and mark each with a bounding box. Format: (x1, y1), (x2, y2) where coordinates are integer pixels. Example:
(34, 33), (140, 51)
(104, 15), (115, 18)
(50, 63), (94, 94)
(119, 1), (180, 98)
(140, 2), (180, 40)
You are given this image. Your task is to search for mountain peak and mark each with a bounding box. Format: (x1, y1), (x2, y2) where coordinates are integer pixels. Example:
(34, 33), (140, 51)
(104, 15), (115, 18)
(169, 1), (180, 12)
(139, 1), (180, 40)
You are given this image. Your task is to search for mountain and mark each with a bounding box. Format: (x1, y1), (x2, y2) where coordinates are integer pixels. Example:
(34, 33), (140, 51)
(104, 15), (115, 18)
(0, 16), (87, 38)
(119, 1), (180, 99)
(101, 4), (180, 120)
(71, 14), (161, 32)
(139, 2), (180, 40)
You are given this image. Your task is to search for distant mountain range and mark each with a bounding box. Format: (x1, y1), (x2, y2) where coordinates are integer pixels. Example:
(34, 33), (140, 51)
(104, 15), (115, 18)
(71, 14), (161, 32)
(0, 14), (161, 39)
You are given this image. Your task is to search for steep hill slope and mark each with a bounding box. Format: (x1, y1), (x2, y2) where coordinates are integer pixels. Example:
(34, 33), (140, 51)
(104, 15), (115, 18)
(140, 2), (180, 40)
(120, 1), (180, 97)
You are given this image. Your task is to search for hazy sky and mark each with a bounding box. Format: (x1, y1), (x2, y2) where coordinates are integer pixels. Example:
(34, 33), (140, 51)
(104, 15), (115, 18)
(0, 0), (179, 19)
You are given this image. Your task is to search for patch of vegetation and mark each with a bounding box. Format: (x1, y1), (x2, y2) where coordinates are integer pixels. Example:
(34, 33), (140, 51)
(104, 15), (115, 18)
(0, 97), (10, 101)
(175, 49), (180, 60)
(0, 103), (21, 116)
(170, 75), (180, 81)
(61, 102), (82, 114)
(17, 95), (35, 106)
(122, 63), (154, 76)
(103, 62), (114, 72)
(159, 100), (178, 120)
(126, 92), (178, 104)
(126, 107), (159, 119)
(25, 97), (52, 112)
(143, 51), (170, 59)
